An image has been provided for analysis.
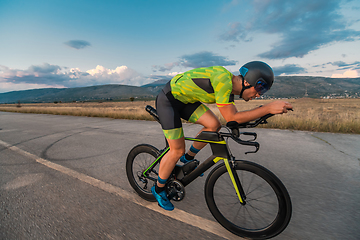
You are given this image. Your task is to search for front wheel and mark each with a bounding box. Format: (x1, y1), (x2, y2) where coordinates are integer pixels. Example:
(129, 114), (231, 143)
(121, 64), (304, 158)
(126, 144), (160, 201)
(205, 160), (292, 239)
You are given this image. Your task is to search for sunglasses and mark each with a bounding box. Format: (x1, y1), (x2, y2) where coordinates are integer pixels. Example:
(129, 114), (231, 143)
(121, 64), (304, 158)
(253, 79), (269, 95)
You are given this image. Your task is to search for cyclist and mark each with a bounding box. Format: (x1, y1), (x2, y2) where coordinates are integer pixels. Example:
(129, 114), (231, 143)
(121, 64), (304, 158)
(152, 61), (293, 211)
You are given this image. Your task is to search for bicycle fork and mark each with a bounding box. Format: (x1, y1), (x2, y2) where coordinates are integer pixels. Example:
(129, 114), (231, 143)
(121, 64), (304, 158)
(218, 157), (247, 205)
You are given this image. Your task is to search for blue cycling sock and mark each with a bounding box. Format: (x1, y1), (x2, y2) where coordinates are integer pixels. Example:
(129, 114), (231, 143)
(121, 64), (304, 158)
(156, 176), (167, 193)
(190, 145), (200, 154)
(157, 176), (167, 185)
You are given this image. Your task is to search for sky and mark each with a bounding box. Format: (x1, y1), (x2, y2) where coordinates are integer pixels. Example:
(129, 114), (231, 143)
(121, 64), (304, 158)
(1, 0), (360, 93)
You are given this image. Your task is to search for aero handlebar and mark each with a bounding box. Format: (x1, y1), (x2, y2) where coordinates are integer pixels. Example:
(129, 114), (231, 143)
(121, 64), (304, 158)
(225, 110), (292, 154)
(223, 115), (274, 154)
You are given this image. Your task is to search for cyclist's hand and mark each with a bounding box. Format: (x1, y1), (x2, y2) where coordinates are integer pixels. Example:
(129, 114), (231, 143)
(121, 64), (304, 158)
(265, 101), (293, 114)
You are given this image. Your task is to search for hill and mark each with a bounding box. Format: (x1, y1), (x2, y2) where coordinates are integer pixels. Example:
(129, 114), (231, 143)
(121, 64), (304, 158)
(0, 84), (161, 103)
(267, 76), (360, 99)
(141, 79), (168, 87)
(0, 76), (359, 103)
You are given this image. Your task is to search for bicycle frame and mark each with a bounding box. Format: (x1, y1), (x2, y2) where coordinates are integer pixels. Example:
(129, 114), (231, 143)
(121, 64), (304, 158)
(142, 130), (247, 204)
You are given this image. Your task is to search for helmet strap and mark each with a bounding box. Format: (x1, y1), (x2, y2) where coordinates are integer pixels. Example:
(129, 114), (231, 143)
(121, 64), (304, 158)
(239, 76), (251, 99)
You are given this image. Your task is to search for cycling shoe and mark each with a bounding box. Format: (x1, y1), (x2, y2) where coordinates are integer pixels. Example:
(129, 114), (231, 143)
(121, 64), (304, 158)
(151, 186), (174, 211)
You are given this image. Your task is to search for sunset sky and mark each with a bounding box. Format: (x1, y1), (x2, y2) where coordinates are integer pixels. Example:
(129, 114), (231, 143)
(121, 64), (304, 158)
(1, 0), (360, 93)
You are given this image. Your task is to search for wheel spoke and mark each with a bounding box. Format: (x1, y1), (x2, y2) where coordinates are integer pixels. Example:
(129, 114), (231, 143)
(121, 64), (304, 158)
(245, 182), (267, 196)
(247, 200), (277, 217)
(245, 171), (256, 194)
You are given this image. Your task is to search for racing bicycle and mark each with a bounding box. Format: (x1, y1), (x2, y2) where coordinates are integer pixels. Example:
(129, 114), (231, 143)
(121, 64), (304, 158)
(126, 105), (292, 239)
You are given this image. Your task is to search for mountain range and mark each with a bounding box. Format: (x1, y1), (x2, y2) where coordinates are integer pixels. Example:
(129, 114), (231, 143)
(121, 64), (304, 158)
(0, 77), (359, 104)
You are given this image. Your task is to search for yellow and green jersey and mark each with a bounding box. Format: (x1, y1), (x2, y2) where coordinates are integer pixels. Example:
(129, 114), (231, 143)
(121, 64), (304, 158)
(170, 66), (234, 107)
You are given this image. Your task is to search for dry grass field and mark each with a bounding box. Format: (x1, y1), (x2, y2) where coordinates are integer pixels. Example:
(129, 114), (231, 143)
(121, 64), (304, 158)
(1, 98), (359, 134)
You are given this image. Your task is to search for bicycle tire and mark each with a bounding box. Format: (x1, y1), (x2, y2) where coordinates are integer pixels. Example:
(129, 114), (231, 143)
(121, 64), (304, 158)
(205, 160), (292, 239)
(126, 144), (160, 202)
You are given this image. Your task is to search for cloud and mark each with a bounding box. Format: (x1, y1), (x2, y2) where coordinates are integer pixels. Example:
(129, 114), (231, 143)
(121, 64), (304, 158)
(314, 61), (360, 70)
(219, 22), (252, 42)
(179, 51), (238, 68)
(152, 62), (179, 72)
(28, 63), (61, 74)
(273, 64), (307, 76)
(331, 70), (359, 78)
(152, 51), (238, 72)
(83, 65), (144, 86)
(0, 63), (147, 93)
(64, 40), (91, 49)
(0, 63), (67, 85)
(330, 61), (350, 67)
(220, 0), (360, 59)
(329, 61), (360, 69)
(147, 72), (179, 82)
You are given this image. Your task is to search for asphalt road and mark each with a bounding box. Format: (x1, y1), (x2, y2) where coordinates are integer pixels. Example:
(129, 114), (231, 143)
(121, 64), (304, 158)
(1, 112), (359, 240)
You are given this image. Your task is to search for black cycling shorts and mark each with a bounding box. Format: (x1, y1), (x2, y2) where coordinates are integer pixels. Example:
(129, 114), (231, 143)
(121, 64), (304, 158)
(155, 82), (209, 139)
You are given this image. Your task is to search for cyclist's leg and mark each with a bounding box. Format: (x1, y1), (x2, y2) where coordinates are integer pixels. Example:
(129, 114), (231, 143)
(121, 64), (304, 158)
(182, 103), (221, 158)
(158, 137), (185, 185)
(154, 85), (186, 210)
(152, 136), (184, 210)
(191, 108), (221, 155)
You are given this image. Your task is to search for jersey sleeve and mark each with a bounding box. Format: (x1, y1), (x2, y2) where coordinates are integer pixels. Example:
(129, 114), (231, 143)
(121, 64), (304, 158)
(212, 72), (235, 108)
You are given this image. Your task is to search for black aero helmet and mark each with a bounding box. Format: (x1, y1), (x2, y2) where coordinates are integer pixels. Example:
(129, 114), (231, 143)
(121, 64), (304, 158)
(239, 61), (274, 98)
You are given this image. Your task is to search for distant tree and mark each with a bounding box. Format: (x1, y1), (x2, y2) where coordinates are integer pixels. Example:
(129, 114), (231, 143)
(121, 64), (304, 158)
(17, 100), (21, 108)
(130, 97), (135, 102)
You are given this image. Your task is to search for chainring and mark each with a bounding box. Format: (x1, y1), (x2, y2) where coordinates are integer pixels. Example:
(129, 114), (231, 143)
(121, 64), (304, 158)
(166, 179), (185, 201)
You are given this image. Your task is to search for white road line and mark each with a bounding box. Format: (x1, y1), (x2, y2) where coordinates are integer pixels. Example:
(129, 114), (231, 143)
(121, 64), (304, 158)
(0, 140), (241, 240)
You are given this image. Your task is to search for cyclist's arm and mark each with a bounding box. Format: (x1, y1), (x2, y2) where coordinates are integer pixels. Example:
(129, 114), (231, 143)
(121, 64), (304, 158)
(218, 101), (293, 123)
